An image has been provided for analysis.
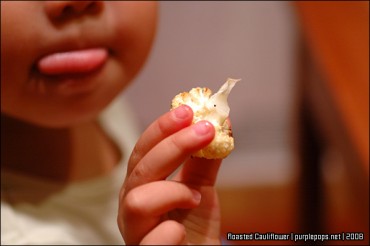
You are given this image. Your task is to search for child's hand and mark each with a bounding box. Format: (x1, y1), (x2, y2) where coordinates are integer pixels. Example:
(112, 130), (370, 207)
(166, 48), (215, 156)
(118, 105), (223, 245)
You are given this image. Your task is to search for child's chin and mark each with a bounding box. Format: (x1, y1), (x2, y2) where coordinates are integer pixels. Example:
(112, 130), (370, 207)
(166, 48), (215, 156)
(37, 92), (120, 128)
(25, 115), (95, 129)
(21, 107), (103, 129)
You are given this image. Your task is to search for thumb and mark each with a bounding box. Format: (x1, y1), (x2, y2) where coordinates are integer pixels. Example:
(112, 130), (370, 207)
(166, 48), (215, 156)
(172, 157), (222, 186)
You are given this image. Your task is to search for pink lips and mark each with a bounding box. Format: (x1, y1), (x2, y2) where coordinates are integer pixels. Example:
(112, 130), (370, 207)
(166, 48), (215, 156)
(37, 48), (108, 75)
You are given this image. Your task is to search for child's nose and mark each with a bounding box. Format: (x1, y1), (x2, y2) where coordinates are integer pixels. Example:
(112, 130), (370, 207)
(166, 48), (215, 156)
(44, 1), (103, 21)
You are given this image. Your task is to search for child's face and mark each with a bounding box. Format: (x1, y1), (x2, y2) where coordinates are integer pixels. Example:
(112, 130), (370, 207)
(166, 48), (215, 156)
(1, 1), (157, 127)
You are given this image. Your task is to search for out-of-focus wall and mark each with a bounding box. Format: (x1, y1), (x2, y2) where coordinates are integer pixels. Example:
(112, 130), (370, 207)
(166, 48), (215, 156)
(125, 1), (299, 187)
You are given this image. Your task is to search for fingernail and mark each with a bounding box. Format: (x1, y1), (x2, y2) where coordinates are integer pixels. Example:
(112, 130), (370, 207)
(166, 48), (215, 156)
(191, 189), (202, 202)
(173, 105), (191, 120)
(193, 121), (213, 136)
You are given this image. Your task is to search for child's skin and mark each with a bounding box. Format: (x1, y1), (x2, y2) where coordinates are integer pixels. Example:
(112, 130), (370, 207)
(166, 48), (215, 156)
(1, 1), (222, 244)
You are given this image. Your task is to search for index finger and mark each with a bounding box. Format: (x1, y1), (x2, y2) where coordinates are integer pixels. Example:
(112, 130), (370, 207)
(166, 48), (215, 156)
(126, 105), (193, 177)
(124, 120), (215, 192)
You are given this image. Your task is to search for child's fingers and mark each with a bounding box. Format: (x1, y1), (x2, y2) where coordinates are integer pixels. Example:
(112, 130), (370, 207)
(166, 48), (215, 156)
(172, 118), (231, 186)
(119, 180), (200, 245)
(140, 220), (186, 245)
(124, 121), (215, 192)
(127, 105), (193, 176)
(123, 181), (201, 218)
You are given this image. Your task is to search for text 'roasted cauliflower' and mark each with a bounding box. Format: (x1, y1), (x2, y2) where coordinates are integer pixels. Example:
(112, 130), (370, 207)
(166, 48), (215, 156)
(171, 78), (240, 159)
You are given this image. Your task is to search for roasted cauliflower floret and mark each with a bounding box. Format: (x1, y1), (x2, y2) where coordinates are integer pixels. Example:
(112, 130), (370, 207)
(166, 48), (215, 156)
(171, 78), (239, 159)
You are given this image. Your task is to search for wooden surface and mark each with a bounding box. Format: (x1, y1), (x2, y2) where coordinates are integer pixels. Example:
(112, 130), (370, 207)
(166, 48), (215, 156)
(294, 2), (369, 244)
(294, 1), (369, 172)
(218, 183), (299, 245)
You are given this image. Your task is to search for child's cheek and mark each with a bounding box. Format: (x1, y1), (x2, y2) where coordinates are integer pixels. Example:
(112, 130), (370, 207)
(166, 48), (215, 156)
(108, 2), (158, 79)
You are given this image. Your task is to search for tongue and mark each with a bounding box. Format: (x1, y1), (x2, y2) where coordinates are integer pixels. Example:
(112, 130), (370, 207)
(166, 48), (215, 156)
(37, 48), (108, 75)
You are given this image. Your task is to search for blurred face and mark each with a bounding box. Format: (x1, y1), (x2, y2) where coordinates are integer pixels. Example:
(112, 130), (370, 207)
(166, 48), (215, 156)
(1, 1), (157, 127)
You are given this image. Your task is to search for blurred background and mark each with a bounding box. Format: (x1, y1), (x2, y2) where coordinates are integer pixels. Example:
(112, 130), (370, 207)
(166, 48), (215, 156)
(124, 1), (369, 245)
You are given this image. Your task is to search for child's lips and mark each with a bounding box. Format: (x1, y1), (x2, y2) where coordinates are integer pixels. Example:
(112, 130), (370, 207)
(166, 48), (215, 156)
(37, 48), (108, 76)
